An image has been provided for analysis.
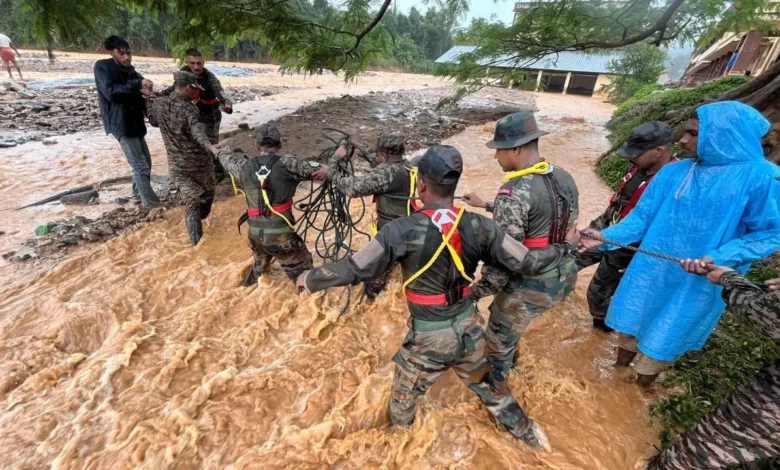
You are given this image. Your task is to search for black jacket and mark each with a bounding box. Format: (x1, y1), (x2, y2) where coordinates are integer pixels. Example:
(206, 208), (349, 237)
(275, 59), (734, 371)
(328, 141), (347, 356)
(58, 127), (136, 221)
(94, 58), (147, 138)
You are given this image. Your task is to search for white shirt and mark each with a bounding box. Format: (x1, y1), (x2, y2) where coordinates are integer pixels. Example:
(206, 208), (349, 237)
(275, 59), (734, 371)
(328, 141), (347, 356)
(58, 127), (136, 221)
(0, 34), (11, 48)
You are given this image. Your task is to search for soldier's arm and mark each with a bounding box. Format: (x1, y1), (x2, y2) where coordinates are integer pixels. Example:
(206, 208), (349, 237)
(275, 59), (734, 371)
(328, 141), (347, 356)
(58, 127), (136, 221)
(217, 151), (247, 177)
(720, 271), (780, 342)
(328, 165), (393, 198)
(588, 209), (611, 231)
(146, 98), (159, 127)
(280, 156), (321, 181)
(303, 219), (407, 292)
(160, 84), (174, 96)
(470, 264), (509, 300)
(184, 103), (213, 150)
(206, 70), (229, 102)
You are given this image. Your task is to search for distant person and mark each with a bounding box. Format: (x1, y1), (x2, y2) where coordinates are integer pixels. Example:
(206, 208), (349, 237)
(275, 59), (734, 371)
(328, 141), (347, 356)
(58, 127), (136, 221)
(147, 71), (220, 246)
(576, 121), (676, 332)
(0, 32), (23, 80)
(297, 145), (581, 450)
(94, 35), (160, 207)
(217, 123), (328, 286)
(647, 265), (780, 469)
(462, 112), (579, 389)
(580, 102), (780, 387)
(327, 134), (418, 301)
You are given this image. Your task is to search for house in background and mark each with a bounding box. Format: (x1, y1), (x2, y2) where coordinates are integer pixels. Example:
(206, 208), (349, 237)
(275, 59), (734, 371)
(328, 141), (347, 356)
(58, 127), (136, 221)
(435, 45), (622, 98)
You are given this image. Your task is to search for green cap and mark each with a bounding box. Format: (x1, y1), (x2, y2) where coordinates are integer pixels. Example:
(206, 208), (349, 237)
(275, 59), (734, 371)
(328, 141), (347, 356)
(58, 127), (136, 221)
(256, 123), (282, 146)
(173, 71), (205, 90)
(486, 111), (548, 150)
(376, 134), (405, 156)
(416, 145), (463, 185)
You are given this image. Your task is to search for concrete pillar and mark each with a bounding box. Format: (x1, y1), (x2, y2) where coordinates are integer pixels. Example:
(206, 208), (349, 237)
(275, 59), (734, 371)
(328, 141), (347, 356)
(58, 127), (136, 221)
(535, 70), (543, 92)
(562, 72), (572, 94)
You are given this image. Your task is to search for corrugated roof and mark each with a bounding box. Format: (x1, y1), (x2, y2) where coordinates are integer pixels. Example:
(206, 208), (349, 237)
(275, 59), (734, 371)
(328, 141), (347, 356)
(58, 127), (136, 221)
(435, 45), (623, 74)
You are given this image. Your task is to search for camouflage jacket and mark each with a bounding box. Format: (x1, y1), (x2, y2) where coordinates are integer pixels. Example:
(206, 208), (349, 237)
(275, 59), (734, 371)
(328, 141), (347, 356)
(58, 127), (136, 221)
(218, 150), (320, 229)
(147, 92), (213, 172)
(163, 67), (230, 109)
(328, 156), (411, 227)
(303, 204), (574, 322)
(589, 168), (651, 230)
(720, 271), (780, 345)
(473, 164), (579, 299)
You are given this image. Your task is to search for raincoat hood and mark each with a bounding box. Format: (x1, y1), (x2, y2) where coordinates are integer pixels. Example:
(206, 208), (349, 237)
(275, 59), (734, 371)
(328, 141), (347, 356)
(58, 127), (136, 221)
(697, 101), (770, 166)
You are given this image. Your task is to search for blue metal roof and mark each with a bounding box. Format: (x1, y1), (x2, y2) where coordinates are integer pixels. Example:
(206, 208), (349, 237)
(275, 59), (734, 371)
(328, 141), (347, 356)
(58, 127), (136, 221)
(435, 45), (623, 74)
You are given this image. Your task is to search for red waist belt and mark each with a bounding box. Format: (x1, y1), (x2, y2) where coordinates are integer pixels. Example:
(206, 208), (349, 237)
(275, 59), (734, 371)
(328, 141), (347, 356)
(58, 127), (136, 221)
(247, 200), (294, 216)
(199, 98), (219, 105)
(405, 286), (471, 306)
(523, 237), (550, 248)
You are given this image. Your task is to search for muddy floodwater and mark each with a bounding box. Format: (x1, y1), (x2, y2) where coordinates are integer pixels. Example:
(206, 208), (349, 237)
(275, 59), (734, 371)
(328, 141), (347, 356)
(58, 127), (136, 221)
(0, 55), (660, 468)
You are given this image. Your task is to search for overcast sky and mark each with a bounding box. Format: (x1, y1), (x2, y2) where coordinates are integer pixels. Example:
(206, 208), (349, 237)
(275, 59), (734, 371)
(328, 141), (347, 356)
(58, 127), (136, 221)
(390, 0), (513, 25)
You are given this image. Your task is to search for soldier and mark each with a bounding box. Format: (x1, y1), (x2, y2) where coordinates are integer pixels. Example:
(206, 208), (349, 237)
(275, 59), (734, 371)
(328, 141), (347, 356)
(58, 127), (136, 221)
(147, 71), (219, 246)
(218, 123), (329, 286)
(296, 145), (581, 449)
(646, 265), (780, 469)
(462, 112), (579, 388)
(576, 121), (676, 332)
(327, 134), (418, 301)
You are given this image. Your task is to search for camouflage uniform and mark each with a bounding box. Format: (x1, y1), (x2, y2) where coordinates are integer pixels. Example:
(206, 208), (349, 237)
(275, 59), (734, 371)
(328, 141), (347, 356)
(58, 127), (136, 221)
(328, 135), (412, 299)
(147, 83), (215, 246)
(473, 112), (579, 387)
(647, 271), (780, 469)
(219, 133), (319, 283)
(163, 66), (229, 141)
(302, 146), (575, 448)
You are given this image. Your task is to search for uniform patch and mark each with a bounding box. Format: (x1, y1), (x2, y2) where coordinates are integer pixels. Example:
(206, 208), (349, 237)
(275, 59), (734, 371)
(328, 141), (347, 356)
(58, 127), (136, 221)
(498, 189), (513, 197)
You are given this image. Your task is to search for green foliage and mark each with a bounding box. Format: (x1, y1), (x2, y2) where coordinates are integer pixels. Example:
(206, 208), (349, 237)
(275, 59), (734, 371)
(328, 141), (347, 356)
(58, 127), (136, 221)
(595, 154), (631, 190)
(602, 43), (667, 104)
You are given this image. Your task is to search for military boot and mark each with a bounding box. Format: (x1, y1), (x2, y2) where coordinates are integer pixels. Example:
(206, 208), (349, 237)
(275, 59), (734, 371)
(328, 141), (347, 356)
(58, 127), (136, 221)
(636, 373), (660, 387)
(615, 347), (637, 367)
(242, 265), (260, 287)
(186, 214), (203, 246)
(510, 418), (551, 452)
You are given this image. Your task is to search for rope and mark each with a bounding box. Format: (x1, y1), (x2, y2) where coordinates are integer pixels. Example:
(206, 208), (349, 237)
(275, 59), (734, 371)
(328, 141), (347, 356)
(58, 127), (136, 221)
(581, 233), (685, 264)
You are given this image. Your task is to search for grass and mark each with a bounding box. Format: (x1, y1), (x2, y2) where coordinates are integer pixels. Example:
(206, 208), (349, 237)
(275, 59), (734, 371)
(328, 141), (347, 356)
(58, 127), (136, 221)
(649, 261), (780, 446)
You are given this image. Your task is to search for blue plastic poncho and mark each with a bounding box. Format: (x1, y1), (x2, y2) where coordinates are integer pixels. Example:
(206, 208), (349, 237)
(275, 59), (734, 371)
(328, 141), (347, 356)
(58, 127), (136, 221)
(602, 101), (780, 361)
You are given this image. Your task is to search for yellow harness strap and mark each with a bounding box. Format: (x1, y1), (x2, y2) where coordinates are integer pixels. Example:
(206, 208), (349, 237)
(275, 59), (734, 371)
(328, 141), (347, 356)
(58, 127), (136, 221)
(402, 207), (474, 290)
(502, 161), (551, 183)
(258, 174), (295, 230)
(230, 175), (245, 196)
(407, 167), (418, 216)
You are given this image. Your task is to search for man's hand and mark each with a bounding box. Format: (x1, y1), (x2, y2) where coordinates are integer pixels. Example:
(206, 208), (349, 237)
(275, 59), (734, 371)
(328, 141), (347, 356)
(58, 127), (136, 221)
(680, 256), (715, 275)
(765, 278), (780, 292)
(311, 165), (330, 181)
(565, 220), (580, 247)
(705, 265), (734, 285)
(334, 146), (349, 160)
(296, 271), (309, 292)
(141, 79), (154, 95)
(579, 228), (603, 251)
(221, 100), (233, 114)
(207, 144), (221, 155)
(462, 192), (487, 208)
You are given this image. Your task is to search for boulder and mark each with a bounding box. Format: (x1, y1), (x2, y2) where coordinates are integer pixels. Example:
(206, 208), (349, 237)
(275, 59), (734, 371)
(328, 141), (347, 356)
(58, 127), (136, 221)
(61, 190), (99, 205)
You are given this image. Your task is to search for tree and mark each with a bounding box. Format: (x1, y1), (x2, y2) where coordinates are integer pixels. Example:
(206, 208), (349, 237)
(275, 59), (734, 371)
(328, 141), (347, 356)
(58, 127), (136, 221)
(603, 43), (668, 104)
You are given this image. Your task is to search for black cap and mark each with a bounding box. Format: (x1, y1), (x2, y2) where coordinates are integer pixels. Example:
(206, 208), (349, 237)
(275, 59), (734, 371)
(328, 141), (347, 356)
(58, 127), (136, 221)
(256, 123), (282, 147)
(618, 121), (673, 159)
(486, 111), (548, 149)
(376, 135), (405, 156)
(416, 145), (463, 185)
(173, 71), (205, 90)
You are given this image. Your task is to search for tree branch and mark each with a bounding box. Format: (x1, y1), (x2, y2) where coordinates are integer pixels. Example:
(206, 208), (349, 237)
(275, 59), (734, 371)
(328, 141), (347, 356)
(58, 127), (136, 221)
(345, 0), (393, 55)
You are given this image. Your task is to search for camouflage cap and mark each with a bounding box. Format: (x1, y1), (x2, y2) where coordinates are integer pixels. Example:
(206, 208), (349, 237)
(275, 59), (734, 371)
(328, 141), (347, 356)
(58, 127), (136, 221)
(376, 134), (405, 156)
(416, 145), (463, 185)
(256, 123), (282, 146)
(486, 111), (548, 150)
(618, 121), (673, 159)
(173, 71), (205, 90)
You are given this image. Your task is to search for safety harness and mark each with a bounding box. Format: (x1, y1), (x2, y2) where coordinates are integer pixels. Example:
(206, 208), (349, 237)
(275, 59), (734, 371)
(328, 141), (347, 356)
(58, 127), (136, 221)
(402, 207), (475, 306)
(237, 155), (296, 233)
(609, 159), (678, 224)
(369, 165), (420, 235)
(193, 87), (219, 106)
(501, 160), (571, 248)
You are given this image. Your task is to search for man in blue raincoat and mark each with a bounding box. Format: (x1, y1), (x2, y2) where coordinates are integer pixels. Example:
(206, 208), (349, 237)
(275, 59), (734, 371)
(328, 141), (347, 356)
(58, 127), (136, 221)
(581, 101), (780, 386)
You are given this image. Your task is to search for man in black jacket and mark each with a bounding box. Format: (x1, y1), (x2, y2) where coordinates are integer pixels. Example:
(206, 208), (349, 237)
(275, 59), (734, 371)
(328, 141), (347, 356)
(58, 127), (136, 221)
(94, 35), (160, 207)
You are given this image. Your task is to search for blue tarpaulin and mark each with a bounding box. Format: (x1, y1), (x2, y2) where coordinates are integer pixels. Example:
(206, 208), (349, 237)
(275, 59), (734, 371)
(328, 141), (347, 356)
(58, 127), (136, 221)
(602, 101), (780, 361)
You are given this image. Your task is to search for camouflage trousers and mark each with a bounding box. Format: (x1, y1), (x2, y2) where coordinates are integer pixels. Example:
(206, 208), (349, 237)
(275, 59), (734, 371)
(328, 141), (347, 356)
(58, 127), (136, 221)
(247, 229), (313, 282)
(486, 260), (577, 384)
(647, 360), (780, 470)
(198, 106), (222, 141)
(575, 247), (635, 320)
(170, 168), (215, 246)
(391, 310), (533, 438)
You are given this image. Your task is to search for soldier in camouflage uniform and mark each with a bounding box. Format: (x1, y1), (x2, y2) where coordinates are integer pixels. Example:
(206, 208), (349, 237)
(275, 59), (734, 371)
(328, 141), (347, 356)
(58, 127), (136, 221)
(576, 122), (675, 332)
(327, 134), (416, 301)
(147, 71), (219, 246)
(463, 112), (579, 388)
(297, 145), (581, 449)
(218, 123), (329, 286)
(647, 266), (780, 469)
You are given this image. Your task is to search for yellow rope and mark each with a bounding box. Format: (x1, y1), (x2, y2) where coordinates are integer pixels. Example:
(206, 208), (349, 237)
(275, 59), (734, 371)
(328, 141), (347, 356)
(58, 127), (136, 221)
(259, 177), (295, 230)
(230, 175), (245, 196)
(407, 167), (418, 216)
(502, 161), (551, 183)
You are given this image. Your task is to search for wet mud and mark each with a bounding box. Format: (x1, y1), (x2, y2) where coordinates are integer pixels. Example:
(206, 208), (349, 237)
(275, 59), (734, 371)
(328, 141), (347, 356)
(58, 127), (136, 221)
(0, 85), (662, 468)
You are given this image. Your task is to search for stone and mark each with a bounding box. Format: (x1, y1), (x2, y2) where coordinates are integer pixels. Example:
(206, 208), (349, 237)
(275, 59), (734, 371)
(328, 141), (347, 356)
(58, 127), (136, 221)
(59, 236), (79, 246)
(114, 197), (129, 205)
(17, 91), (37, 100)
(12, 246), (38, 261)
(238, 123), (250, 131)
(52, 224), (74, 233)
(61, 190), (98, 204)
(49, 106), (64, 114)
(72, 216), (93, 227)
(1, 106), (13, 114)
(0, 141), (17, 148)
(94, 223), (115, 236)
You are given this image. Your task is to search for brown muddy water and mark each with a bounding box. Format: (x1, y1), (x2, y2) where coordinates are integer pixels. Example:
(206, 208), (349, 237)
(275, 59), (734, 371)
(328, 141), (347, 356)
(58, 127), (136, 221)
(0, 91), (660, 468)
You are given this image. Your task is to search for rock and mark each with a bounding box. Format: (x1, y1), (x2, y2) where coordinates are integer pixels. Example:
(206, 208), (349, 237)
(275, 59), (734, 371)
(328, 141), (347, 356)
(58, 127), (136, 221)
(49, 106), (63, 114)
(238, 123), (250, 131)
(35, 222), (58, 236)
(146, 207), (165, 221)
(42, 138), (58, 146)
(61, 190), (98, 205)
(0, 231), (5, 236)
(72, 216), (93, 227)
(59, 236), (79, 246)
(1, 105), (13, 114)
(0, 141), (18, 148)
(84, 233), (102, 242)
(2, 251), (15, 260)
(94, 223), (114, 236)
(1, 79), (26, 92)
(53, 224), (74, 233)
(18, 91), (37, 100)
(12, 246), (38, 261)
(114, 197), (129, 205)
